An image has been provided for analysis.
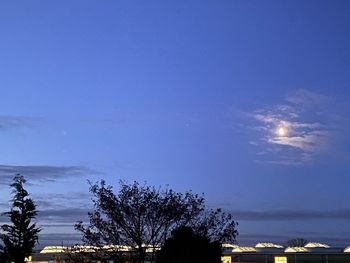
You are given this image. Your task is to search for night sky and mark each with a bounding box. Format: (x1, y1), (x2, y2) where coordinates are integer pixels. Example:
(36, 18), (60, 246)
(1, 1), (350, 247)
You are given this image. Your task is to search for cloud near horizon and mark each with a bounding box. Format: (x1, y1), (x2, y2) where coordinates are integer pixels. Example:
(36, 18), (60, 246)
(7, 207), (350, 248)
(3, 206), (349, 226)
(3, 205), (350, 247)
(0, 207), (90, 224)
(232, 209), (350, 221)
(0, 164), (98, 185)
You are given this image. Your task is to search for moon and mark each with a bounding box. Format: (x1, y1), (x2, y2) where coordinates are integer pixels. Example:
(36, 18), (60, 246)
(277, 126), (287, 136)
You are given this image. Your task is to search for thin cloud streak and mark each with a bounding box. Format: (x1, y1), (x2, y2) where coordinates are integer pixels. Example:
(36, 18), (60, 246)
(0, 208), (90, 224)
(34, 192), (91, 210)
(0, 164), (98, 185)
(38, 208), (90, 223)
(6, 207), (347, 225)
(0, 115), (41, 130)
(232, 209), (350, 221)
(285, 89), (330, 106)
(268, 130), (329, 152)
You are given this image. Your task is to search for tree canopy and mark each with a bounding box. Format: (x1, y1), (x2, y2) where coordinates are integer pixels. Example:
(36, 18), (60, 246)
(0, 244), (7, 262)
(287, 238), (308, 247)
(75, 180), (238, 263)
(0, 175), (41, 263)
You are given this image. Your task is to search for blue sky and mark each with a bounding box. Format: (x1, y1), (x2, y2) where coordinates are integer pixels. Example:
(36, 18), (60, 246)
(1, 0), (350, 247)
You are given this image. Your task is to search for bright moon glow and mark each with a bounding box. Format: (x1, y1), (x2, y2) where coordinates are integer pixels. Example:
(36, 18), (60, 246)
(277, 127), (287, 136)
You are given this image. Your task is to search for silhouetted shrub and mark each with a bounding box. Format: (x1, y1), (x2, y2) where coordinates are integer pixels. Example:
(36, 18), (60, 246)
(156, 226), (221, 263)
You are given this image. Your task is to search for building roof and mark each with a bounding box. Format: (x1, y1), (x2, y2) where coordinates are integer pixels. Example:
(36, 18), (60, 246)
(40, 246), (66, 253)
(255, 242), (284, 248)
(222, 243), (238, 248)
(232, 246), (257, 252)
(40, 244), (160, 254)
(304, 242), (330, 248)
(285, 247), (309, 253)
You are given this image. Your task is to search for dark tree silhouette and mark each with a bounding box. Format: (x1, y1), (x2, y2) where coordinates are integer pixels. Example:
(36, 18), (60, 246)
(156, 226), (221, 263)
(0, 175), (41, 263)
(0, 244), (7, 262)
(287, 238), (308, 247)
(75, 180), (237, 263)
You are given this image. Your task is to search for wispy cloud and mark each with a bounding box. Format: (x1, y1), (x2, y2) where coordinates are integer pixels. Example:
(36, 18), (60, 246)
(37, 208), (90, 223)
(0, 164), (97, 185)
(285, 89), (329, 106)
(0, 207), (90, 224)
(248, 89), (335, 165)
(33, 192), (91, 210)
(0, 115), (41, 130)
(232, 209), (350, 221)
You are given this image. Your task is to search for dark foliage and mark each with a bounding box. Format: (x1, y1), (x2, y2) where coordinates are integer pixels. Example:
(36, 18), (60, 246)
(75, 180), (237, 263)
(0, 244), (8, 262)
(156, 226), (221, 263)
(0, 175), (41, 263)
(287, 238), (308, 247)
